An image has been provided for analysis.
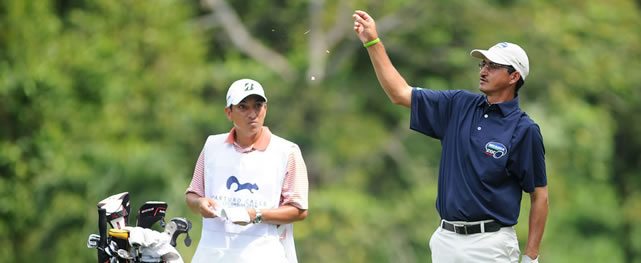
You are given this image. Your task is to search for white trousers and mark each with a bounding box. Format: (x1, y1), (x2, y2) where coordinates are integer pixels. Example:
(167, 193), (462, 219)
(191, 233), (288, 263)
(429, 222), (520, 263)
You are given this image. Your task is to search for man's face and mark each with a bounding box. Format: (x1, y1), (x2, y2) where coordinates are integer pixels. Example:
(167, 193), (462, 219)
(225, 95), (267, 136)
(477, 60), (519, 95)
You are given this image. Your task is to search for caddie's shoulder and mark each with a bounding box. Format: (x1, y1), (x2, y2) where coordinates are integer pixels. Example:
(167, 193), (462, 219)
(205, 133), (228, 144)
(270, 134), (304, 152)
(269, 134), (295, 146)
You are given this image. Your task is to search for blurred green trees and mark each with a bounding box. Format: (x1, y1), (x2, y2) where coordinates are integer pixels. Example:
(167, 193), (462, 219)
(2, 0), (641, 262)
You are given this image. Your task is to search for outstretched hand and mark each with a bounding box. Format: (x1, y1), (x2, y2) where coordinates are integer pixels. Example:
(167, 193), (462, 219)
(353, 10), (378, 44)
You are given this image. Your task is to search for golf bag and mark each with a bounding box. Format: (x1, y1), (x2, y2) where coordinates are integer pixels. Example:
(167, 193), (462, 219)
(87, 192), (192, 263)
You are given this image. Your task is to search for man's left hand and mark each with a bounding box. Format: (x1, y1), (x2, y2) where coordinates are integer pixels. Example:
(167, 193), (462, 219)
(352, 10), (378, 44)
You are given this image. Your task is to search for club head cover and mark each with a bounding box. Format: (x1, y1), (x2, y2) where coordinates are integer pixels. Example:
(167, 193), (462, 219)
(97, 192), (130, 229)
(135, 201), (168, 229)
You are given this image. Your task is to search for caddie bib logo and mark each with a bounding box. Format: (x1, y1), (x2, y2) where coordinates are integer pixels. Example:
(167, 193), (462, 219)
(226, 176), (259, 193)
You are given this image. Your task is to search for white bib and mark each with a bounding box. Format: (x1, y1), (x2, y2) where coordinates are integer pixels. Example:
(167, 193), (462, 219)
(192, 133), (298, 263)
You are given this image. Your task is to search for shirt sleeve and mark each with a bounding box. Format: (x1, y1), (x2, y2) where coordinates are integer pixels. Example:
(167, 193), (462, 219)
(508, 123), (547, 193)
(280, 145), (309, 210)
(410, 89), (459, 139)
(185, 150), (205, 197)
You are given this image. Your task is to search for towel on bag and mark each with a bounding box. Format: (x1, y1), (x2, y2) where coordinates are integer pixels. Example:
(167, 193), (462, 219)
(125, 226), (184, 263)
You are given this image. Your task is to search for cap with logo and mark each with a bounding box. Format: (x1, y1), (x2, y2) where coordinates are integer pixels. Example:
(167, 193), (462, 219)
(225, 79), (268, 107)
(470, 42), (530, 80)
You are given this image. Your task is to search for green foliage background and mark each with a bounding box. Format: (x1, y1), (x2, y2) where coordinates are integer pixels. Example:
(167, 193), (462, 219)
(2, 0), (641, 262)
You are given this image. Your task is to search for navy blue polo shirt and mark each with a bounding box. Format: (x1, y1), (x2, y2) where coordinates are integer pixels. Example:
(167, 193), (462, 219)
(410, 88), (546, 226)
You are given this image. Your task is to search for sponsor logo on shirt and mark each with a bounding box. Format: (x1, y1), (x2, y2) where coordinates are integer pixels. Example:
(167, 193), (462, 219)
(484, 142), (508, 159)
(226, 176), (259, 193)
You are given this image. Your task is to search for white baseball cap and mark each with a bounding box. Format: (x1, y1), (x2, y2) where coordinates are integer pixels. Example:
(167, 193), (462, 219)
(470, 42), (530, 80)
(225, 78), (268, 107)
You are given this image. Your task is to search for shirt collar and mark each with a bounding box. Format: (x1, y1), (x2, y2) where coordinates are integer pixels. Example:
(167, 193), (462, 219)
(477, 95), (520, 116)
(225, 126), (272, 151)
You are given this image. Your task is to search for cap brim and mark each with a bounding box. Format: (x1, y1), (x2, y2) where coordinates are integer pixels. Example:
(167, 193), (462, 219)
(470, 49), (510, 65)
(227, 93), (268, 107)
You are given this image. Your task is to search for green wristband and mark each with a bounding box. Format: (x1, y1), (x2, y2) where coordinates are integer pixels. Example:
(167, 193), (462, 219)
(363, 38), (381, 48)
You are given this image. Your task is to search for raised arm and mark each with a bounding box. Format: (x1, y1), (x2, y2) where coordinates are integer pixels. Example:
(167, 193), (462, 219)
(353, 10), (412, 108)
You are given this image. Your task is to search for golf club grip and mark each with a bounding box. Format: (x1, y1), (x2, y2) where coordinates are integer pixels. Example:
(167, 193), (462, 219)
(97, 208), (109, 263)
(98, 208), (107, 247)
(170, 233), (177, 247)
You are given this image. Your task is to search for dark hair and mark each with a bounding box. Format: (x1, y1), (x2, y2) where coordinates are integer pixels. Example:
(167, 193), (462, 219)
(228, 96), (267, 111)
(515, 78), (525, 93)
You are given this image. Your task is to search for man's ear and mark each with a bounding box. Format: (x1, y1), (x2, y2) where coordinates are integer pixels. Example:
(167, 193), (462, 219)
(224, 107), (233, 121)
(510, 72), (521, 85)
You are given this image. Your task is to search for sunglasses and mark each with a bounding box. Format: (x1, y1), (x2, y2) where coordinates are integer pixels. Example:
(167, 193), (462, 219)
(478, 61), (515, 72)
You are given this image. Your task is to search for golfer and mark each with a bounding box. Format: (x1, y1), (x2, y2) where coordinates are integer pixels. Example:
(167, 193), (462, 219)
(353, 10), (548, 263)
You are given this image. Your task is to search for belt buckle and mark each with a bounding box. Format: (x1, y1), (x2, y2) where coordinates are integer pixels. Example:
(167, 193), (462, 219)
(454, 224), (468, 235)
